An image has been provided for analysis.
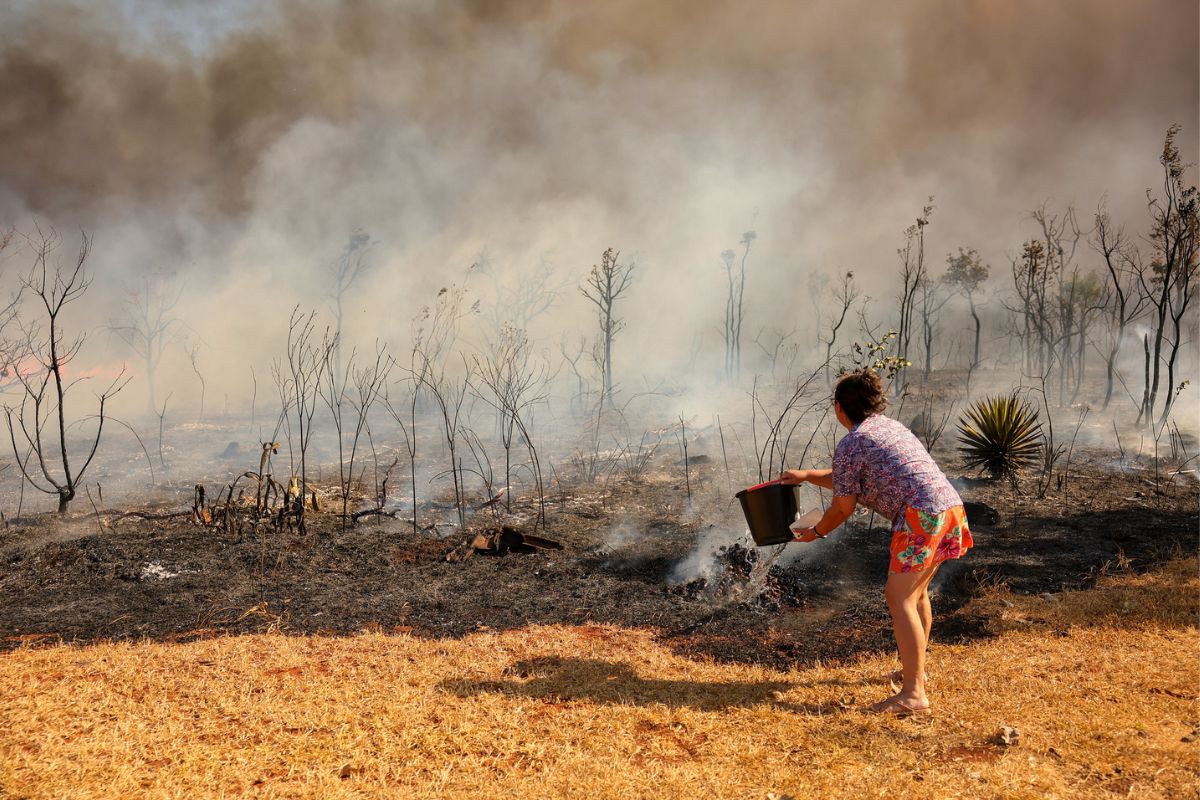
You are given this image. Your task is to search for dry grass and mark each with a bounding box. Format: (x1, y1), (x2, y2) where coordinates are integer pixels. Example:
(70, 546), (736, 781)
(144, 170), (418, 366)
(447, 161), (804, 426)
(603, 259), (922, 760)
(2, 559), (1197, 800)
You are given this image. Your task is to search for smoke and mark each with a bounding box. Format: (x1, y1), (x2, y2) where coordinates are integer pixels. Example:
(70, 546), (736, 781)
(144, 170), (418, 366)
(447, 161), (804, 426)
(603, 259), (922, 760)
(0, 0), (1196, 421)
(668, 523), (748, 586)
(670, 489), (827, 586)
(5, 1), (1196, 216)
(599, 520), (641, 554)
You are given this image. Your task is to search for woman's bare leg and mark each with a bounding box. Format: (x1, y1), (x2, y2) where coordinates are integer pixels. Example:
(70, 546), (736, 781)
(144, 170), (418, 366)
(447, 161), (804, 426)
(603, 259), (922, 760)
(918, 585), (932, 644)
(889, 587), (932, 683)
(876, 565), (940, 710)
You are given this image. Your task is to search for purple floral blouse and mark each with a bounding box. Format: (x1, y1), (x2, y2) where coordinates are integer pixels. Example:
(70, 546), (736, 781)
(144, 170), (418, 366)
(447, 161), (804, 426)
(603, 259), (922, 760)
(832, 414), (962, 527)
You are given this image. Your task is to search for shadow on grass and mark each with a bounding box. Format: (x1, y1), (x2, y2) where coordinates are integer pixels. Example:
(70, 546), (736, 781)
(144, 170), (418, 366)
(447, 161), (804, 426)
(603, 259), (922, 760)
(438, 655), (852, 714)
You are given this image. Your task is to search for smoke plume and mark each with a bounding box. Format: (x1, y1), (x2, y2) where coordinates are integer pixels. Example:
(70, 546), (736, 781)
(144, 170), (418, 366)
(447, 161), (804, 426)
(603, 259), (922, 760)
(0, 0), (1195, 416)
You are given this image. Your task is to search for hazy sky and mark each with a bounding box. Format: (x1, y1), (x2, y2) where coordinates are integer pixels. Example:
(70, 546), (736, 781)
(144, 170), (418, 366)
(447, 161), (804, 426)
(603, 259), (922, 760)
(0, 0), (1195, 411)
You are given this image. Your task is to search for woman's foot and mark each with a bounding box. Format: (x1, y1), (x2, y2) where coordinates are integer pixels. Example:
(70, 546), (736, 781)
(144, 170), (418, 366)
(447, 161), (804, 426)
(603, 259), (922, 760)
(869, 692), (931, 716)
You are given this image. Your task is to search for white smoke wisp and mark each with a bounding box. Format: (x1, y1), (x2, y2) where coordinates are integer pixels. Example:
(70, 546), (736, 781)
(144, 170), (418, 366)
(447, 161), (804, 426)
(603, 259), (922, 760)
(598, 520), (640, 555)
(668, 524), (750, 586)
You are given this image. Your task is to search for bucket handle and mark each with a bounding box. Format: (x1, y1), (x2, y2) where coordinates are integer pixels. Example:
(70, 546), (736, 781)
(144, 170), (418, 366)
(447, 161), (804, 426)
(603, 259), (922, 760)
(742, 477), (785, 493)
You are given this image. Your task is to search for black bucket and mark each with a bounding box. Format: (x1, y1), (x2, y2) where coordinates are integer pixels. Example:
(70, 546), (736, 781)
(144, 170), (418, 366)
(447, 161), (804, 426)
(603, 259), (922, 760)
(736, 480), (798, 546)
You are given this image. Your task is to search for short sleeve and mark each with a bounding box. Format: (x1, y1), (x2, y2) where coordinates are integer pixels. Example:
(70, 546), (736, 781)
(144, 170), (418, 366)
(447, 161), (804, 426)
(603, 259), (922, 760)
(832, 435), (861, 497)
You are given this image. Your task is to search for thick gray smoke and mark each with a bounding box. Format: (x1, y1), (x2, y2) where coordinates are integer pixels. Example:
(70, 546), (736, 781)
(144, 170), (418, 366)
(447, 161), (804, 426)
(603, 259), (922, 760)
(0, 0), (1196, 417)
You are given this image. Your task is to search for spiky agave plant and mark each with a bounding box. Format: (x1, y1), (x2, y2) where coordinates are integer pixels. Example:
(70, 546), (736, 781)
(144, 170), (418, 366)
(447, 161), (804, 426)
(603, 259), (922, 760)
(956, 393), (1042, 478)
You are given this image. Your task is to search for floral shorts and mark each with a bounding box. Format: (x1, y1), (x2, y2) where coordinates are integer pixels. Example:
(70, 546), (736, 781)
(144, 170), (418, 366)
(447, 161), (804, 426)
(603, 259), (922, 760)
(889, 505), (973, 575)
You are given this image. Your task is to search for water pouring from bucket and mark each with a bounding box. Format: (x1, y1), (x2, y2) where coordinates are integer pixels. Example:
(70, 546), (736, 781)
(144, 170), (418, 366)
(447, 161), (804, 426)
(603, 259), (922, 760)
(735, 479), (823, 547)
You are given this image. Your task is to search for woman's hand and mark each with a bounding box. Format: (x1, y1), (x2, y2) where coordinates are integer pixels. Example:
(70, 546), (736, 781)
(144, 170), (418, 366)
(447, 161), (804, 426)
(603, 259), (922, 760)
(791, 527), (822, 543)
(779, 469), (808, 485)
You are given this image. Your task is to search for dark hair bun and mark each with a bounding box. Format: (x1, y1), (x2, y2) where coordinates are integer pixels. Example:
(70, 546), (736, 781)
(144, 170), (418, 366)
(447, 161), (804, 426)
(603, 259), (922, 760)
(834, 368), (887, 424)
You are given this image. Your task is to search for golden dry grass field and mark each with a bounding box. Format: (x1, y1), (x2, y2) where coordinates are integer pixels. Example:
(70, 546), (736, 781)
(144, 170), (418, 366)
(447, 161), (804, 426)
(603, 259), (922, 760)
(2, 559), (1197, 800)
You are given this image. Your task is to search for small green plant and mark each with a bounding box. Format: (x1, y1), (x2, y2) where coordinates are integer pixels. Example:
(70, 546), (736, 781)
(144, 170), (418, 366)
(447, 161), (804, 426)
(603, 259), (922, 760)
(957, 393), (1043, 478)
(841, 331), (911, 380)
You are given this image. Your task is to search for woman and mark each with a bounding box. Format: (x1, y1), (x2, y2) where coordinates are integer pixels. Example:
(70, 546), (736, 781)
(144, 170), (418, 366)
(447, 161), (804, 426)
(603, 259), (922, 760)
(780, 368), (972, 715)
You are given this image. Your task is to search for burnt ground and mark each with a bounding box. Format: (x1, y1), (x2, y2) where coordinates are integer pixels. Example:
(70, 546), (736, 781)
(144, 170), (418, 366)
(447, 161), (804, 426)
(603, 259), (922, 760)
(0, 441), (1196, 669)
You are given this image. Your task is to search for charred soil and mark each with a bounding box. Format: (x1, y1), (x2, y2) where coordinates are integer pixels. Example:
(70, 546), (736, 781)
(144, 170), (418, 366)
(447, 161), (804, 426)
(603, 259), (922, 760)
(1, 445), (1195, 669)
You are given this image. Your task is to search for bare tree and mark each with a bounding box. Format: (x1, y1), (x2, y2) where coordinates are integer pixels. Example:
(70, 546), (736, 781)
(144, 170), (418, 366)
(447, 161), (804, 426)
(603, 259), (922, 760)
(581, 247), (635, 406)
(916, 272), (951, 383)
(155, 392), (172, 472)
(720, 248), (737, 381)
(280, 307), (335, 533)
(327, 229), (374, 379)
(4, 230), (129, 513)
(805, 270), (830, 346)
(1032, 206), (1094, 405)
(410, 281), (477, 527)
(895, 199), (934, 394)
(382, 352), (423, 536)
(270, 359), (296, 480)
(319, 340), (391, 529)
(752, 363), (831, 482)
(820, 271), (859, 384)
(1091, 203), (1146, 410)
(943, 247), (990, 391)
(1136, 124), (1199, 427)
(1008, 239), (1048, 376)
(109, 272), (186, 416)
(413, 278), (476, 368)
(721, 230), (756, 382)
(1060, 269), (1110, 405)
(422, 356), (472, 528)
(472, 324), (550, 523)
(1007, 205), (1098, 405)
(559, 334), (591, 414)
(753, 324), (798, 380)
(0, 228), (28, 383)
(478, 254), (566, 337)
(185, 340), (206, 421)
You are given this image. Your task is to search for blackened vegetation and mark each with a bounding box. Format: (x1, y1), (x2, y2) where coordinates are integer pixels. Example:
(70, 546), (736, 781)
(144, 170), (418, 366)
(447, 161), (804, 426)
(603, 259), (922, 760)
(0, 446), (1194, 669)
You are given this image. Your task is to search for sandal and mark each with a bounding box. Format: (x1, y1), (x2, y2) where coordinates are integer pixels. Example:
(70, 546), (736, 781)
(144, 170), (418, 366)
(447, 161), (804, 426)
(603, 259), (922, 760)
(868, 696), (931, 717)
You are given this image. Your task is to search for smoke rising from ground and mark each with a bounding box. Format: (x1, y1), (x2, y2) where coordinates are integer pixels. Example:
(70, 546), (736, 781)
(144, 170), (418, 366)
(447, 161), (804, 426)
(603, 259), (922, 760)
(0, 0), (1196, 420)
